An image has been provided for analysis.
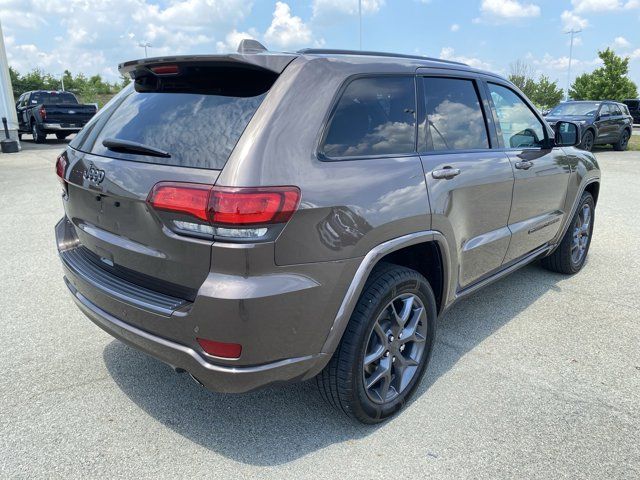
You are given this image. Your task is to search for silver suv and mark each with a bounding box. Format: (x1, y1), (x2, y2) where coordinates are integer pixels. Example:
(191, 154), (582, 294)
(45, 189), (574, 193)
(55, 42), (600, 423)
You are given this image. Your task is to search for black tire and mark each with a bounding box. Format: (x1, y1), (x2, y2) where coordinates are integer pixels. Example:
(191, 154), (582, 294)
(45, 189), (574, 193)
(316, 263), (437, 423)
(18, 133), (22, 141)
(613, 129), (630, 151)
(31, 121), (46, 143)
(541, 192), (595, 274)
(55, 133), (69, 140)
(580, 130), (594, 151)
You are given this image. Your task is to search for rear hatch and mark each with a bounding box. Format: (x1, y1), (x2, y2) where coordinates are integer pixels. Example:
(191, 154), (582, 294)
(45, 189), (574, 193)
(62, 54), (295, 299)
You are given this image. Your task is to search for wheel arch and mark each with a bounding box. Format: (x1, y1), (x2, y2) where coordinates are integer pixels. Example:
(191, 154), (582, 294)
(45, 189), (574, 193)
(319, 231), (450, 357)
(584, 181), (600, 205)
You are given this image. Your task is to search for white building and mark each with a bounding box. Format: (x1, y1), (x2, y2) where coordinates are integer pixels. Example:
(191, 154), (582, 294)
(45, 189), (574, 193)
(0, 19), (19, 143)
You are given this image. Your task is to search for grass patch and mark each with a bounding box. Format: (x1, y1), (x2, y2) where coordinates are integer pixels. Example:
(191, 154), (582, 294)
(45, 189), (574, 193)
(628, 133), (640, 151)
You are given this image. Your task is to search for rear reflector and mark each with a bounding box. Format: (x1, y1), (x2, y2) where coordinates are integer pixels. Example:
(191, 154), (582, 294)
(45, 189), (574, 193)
(147, 182), (300, 227)
(196, 338), (242, 359)
(39, 105), (47, 120)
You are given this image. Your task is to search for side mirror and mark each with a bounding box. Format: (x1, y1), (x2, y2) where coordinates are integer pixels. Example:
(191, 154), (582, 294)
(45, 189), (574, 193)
(554, 121), (580, 147)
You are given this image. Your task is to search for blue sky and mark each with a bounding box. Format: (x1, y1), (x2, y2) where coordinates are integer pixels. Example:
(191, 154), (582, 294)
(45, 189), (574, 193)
(1, 0), (639, 90)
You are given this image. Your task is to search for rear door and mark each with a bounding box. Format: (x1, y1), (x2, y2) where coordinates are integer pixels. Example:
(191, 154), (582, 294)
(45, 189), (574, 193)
(484, 82), (571, 264)
(417, 74), (515, 289)
(595, 103), (616, 142)
(63, 61), (281, 295)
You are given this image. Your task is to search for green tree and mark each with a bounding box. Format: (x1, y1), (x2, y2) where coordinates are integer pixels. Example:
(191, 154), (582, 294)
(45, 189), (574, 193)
(508, 60), (564, 110)
(9, 66), (125, 107)
(569, 48), (638, 101)
(531, 75), (563, 110)
(508, 60), (537, 99)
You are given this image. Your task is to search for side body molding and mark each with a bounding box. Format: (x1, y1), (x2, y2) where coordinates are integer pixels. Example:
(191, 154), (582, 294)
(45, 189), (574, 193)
(320, 230), (451, 356)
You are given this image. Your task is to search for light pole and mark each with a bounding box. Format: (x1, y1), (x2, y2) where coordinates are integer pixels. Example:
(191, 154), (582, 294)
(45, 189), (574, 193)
(358, 0), (362, 50)
(565, 28), (581, 101)
(138, 42), (152, 58)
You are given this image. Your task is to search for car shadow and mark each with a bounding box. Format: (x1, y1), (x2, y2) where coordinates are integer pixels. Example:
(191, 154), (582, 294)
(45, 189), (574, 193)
(102, 261), (565, 466)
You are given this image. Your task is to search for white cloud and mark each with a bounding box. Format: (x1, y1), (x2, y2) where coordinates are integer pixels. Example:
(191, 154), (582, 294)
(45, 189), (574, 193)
(571, 0), (640, 13)
(450, 23), (460, 32)
(264, 2), (315, 49)
(312, 0), (384, 20)
(561, 10), (589, 30)
(630, 49), (640, 60)
(0, 0), (325, 80)
(613, 36), (631, 48)
(479, 0), (541, 20)
(215, 29), (259, 53)
(439, 47), (491, 70)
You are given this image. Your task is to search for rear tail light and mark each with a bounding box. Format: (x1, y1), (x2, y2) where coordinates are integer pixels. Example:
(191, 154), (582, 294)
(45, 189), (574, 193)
(196, 338), (242, 359)
(55, 152), (68, 186)
(146, 183), (211, 221)
(209, 187), (300, 226)
(147, 182), (300, 240)
(39, 105), (46, 120)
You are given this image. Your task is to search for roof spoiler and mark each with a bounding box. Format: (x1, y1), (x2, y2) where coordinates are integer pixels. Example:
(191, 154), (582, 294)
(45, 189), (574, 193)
(118, 47), (297, 78)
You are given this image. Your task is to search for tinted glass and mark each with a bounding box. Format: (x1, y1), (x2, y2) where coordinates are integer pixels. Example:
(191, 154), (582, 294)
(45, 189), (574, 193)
(549, 102), (600, 116)
(73, 85), (267, 170)
(624, 100), (639, 110)
(322, 76), (416, 157)
(30, 92), (78, 105)
(610, 104), (622, 116)
(489, 84), (546, 148)
(421, 77), (489, 151)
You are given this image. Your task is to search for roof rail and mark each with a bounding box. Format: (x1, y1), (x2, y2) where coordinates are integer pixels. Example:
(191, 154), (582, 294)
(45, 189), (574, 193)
(297, 48), (467, 66)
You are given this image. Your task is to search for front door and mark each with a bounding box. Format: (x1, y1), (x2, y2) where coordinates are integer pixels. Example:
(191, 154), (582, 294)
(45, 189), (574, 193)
(485, 82), (571, 264)
(417, 75), (514, 290)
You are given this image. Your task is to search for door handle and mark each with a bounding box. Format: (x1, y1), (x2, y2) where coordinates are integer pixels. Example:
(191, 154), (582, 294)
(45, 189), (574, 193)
(514, 161), (533, 170)
(432, 167), (461, 179)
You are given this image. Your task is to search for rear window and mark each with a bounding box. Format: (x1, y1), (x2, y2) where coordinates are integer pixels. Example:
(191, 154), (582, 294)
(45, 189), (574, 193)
(71, 65), (275, 170)
(31, 92), (78, 105)
(321, 76), (416, 158)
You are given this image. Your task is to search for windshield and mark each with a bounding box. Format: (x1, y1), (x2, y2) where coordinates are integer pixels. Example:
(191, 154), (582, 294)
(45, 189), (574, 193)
(549, 103), (600, 117)
(30, 92), (78, 105)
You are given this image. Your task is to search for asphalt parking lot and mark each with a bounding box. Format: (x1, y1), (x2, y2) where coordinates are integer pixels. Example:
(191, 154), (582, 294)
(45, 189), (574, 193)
(1, 140), (639, 479)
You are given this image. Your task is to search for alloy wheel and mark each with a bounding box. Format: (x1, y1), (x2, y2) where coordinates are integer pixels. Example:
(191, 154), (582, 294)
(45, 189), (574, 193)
(571, 203), (591, 264)
(362, 293), (428, 404)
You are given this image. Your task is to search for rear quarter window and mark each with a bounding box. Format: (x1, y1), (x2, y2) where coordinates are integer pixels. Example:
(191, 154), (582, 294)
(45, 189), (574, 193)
(321, 76), (417, 158)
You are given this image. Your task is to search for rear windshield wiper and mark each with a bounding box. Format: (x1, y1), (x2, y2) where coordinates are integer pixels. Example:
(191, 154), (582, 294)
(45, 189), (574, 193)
(102, 138), (171, 158)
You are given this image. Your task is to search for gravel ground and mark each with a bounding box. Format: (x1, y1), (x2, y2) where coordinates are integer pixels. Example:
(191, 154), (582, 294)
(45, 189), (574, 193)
(1, 141), (639, 479)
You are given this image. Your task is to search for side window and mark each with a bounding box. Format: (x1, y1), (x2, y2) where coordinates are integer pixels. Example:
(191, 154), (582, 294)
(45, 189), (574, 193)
(610, 104), (622, 116)
(488, 83), (546, 149)
(322, 76), (416, 158)
(420, 77), (489, 151)
(599, 104), (612, 117)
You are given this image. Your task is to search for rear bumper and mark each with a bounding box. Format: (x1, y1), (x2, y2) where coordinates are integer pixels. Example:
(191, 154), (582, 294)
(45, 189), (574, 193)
(56, 217), (359, 393)
(65, 278), (326, 393)
(42, 123), (82, 132)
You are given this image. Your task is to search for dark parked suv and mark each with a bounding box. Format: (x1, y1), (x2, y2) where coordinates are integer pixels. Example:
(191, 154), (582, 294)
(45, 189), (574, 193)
(545, 100), (633, 151)
(55, 43), (600, 423)
(623, 99), (640, 124)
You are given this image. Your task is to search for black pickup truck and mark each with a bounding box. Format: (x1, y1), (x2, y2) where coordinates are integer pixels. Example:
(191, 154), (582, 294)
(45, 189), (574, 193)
(15, 90), (97, 143)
